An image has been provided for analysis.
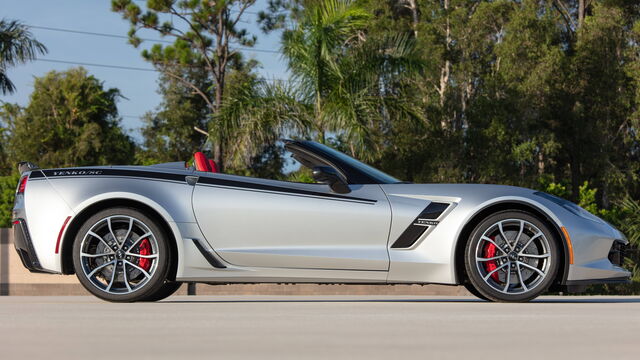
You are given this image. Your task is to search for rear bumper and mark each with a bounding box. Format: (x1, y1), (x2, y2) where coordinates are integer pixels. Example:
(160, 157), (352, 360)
(13, 219), (52, 274)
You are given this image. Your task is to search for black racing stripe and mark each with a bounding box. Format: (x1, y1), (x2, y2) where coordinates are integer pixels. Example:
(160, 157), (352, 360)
(197, 176), (377, 203)
(38, 167), (377, 203)
(391, 202), (450, 249)
(41, 168), (186, 182)
(28, 170), (45, 179)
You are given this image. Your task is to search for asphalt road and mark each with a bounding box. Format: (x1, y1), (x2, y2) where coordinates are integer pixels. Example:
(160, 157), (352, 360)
(0, 295), (639, 359)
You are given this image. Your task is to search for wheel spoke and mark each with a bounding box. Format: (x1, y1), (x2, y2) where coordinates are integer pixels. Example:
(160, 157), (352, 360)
(122, 262), (132, 292)
(125, 253), (158, 259)
(87, 231), (113, 252)
(477, 255), (507, 261)
(518, 232), (543, 254)
(518, 261), (545, 277)
(483, 262), (509, 281)
(107, 217), (118, 246)
(87, 260), (115, 278)
(498, 222), (511, 249)
(521, 253), (550, 259)
(122, 217), (134, 247)
(81, 252), (111, 258)
(128, 232), (152, 251)
(514, 220), (524, 246)
(503, 266), (511, 292)
(516, 262), (528, 292)
(105, 261), (119, 292)
(124, 260), (151, 279)
(480, 236), (508, 254)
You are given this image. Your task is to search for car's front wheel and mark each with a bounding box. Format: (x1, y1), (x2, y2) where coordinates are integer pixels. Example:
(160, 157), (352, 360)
(464, 210), (560, 302)
(72, 207), (172, 302)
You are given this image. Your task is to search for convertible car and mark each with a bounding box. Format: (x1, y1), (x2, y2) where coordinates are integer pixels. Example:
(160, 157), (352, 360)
(12, 140), (630, 302)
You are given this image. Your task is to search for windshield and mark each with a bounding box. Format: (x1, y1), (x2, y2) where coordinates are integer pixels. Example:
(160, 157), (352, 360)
(305, 142), (401, 184)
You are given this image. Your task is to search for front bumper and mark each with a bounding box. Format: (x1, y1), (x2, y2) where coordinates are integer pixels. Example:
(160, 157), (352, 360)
(13, 219), (50, 273)
(563, 239), (631, 292)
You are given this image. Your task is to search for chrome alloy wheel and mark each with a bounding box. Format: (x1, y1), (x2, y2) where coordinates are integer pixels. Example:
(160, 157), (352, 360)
(474, 219), (551, 295)
(79, 215), (159, 295)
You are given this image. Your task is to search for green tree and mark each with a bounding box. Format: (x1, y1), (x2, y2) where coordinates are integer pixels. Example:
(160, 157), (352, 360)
(0, 173), (19, 228)
(280, 0), (370, 142)
(1, 68), (135, 168)
(112, 0), (258, 171)
(137, 68), (213, 165)
(0, 19), (47, 95)
(255, 0), (423, 160)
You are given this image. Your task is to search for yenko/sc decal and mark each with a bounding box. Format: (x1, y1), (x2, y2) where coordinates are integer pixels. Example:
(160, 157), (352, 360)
(52, 170), (104, 176)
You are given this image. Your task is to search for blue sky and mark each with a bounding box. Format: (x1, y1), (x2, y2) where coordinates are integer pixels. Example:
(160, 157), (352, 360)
(1, 0), (289, 140)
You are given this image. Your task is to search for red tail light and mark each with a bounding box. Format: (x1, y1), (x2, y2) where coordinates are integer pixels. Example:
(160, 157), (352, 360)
(17, 176), (28, 194)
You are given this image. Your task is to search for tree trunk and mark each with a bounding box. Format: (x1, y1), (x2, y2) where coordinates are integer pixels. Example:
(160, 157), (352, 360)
(213, 72), (225, 172)
(570, 156), (581, 202)
(438, 0), (451, 130)
(406, 0), (419, 37)
(578, 0), (586, 28)
(315, 66), (325, 143)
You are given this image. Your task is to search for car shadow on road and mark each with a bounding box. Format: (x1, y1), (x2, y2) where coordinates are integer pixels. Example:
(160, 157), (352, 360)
(532, 297), (640, 303)
(161, 297), (640, 304)
(162, 298), (481, 304)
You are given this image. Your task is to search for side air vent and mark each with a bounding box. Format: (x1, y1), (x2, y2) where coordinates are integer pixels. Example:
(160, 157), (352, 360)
(191, 239), (227, 268)
(390, 202), (450, 249)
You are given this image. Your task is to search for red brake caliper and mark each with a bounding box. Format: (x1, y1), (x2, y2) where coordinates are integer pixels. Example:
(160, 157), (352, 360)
(138, 238), (152, 271)
(483, 237), (500, 282)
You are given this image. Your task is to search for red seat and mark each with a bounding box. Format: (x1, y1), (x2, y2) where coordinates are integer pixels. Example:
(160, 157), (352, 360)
(208, 159), (218, 173)
(194, 152), (218, 173)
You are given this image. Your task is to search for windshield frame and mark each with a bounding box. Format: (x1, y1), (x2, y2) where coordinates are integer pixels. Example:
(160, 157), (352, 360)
(285, 140), (402, 185)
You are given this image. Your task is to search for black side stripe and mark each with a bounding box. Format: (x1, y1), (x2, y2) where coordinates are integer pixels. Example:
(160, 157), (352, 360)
(197, 176), (377, 203)
(39, 168), (186, 182)
(36, 167), (377, 203)
(391, 202), (450, 249)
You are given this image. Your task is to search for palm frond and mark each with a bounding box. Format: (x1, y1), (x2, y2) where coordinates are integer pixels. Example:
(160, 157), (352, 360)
(0, 19), (47, 94)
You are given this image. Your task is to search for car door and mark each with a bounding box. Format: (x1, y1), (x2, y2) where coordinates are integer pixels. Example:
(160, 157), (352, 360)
(192, 173), (391, 271)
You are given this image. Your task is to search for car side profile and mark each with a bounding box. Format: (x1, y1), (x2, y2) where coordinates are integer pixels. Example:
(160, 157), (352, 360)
(12, 140), (630, 302)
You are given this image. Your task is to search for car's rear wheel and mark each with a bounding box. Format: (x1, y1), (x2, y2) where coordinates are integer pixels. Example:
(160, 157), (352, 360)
(462, 282), (489, 301)
(464, 210), (560, 302)
(72, 207), (172, 302)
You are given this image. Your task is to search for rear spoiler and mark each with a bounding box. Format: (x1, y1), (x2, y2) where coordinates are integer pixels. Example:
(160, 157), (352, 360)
(18, 161), (39, 174)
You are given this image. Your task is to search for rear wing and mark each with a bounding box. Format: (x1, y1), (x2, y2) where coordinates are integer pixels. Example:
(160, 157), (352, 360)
(18, 161), (39, 174)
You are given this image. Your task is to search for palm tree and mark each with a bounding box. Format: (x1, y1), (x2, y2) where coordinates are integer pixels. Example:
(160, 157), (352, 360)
(0, 19), (47, 95)
(281, 0), (370, 143)
(218, 0), (424, 162)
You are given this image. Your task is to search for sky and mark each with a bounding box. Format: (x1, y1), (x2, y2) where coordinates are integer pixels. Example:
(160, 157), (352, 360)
(0, 0), (289, 140)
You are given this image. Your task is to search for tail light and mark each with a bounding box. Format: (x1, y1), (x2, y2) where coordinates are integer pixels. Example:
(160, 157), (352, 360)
(17, 175), (28, 194)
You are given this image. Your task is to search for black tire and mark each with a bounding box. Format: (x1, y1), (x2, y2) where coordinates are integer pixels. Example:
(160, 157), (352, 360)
(72, 207), (172, 302)
(142, 282), (183, 302)
(464, 210), (560, 302)
(462, 282), (489, 301)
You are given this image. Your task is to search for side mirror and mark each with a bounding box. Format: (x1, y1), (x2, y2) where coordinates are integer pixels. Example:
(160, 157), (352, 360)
(312, 166), (350, 194)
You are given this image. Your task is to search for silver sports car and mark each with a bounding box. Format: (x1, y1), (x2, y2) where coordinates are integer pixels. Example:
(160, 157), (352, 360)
(12, 140), (630, 302)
